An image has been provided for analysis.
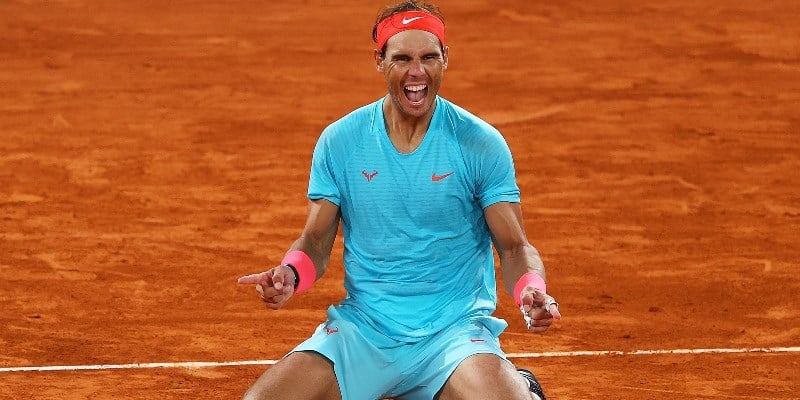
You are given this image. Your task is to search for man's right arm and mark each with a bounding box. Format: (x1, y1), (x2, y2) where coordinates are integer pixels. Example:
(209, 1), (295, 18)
(237, 198), (340, 309)
(287, 198), (341, 280)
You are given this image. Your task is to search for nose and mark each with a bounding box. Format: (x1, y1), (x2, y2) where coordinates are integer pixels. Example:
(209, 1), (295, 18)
(408, 59), (424, 76)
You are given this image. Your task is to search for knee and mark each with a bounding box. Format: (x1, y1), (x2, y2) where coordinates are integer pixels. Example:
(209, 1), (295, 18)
(440, 354), (533, 400)
(240, 352), (340, 400)
(241, 383), (268, 400)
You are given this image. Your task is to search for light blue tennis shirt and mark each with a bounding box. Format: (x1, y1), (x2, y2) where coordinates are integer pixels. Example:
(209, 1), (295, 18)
(308, 96), (521, 342)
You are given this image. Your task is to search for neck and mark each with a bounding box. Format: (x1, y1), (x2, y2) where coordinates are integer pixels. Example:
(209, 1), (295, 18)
(382, 95), (437, 153)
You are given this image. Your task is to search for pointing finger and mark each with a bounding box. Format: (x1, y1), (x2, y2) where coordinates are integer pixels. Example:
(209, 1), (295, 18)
(238, 273), (265, 285)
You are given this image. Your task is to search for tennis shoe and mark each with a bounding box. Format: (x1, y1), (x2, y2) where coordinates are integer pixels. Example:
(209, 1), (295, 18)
(517, 368), (546, 400)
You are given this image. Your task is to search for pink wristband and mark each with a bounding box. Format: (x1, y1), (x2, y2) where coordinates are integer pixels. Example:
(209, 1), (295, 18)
(513, 272), (546, 306)
(282, 250), (317, 293)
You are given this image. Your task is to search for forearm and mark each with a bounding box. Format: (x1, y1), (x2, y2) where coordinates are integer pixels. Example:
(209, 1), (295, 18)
(284, 199), (340, 280)
(288, 232), (335, 280)
(499, 243), (546, 297)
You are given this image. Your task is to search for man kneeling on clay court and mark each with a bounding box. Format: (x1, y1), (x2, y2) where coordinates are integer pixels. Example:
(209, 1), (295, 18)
(237, 1), (561, 399)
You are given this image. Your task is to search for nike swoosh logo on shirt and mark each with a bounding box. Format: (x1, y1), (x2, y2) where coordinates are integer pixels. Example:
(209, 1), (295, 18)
(402, 16), (424, 25)
(431, 172), (454, 182)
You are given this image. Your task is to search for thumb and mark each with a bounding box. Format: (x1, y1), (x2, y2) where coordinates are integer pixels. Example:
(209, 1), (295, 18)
(272, 269), (286, 291)
(520, 291), (536, 312)
(522, 288), (548, 310)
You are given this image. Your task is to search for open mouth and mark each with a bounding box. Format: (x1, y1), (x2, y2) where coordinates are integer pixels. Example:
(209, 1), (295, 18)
(404, 84), (428, 105)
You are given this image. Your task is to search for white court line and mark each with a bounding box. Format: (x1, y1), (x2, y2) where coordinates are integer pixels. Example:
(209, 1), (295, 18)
(505, 346), (800, 358)
(1, 346), (798, 373)
(0, 359), (279, 373)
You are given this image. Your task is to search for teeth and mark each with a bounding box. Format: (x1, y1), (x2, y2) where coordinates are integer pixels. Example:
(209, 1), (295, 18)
(405, 84), (427, 92)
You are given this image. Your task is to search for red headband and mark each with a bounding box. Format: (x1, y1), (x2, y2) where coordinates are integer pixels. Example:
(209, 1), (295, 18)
(375, 10), (446, 51)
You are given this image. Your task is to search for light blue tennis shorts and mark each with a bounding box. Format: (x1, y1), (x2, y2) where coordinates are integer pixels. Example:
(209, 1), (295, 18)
(292, 305), (510, 400)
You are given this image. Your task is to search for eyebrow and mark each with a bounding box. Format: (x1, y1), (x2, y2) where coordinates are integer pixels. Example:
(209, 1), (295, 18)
(390, 50), (442, 60)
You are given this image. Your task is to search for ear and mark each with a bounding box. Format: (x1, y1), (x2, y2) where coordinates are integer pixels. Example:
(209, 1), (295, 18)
(442, 46), (449, 70)
(374, 49), (385, 73)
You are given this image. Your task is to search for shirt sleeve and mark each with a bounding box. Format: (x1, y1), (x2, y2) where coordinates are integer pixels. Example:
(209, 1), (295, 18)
(307, 128), (341, 206)
(474, 127), (521, 209)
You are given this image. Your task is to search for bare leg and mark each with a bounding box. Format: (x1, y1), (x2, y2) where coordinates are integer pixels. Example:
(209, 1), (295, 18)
(437, 354), (539, 400)
(242, 351), (342, 400)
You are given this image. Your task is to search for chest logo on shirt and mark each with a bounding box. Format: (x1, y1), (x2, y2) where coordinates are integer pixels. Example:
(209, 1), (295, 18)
(431, 171), (455, 182)
(361, 169), (378, 182)
(325, 325), (339, 335)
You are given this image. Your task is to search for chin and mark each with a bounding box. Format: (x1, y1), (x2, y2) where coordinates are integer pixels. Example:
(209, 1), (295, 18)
(401, 98), (435, 118)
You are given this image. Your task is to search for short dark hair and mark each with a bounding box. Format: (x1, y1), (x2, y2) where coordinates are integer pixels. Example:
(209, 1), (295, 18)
(372, 0), (445, 57)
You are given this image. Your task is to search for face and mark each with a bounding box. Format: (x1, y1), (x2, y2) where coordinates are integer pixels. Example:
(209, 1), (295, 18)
(375, 30), (448, 119)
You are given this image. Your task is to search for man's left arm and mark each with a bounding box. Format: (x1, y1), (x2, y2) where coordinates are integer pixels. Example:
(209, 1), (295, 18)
(484, 201), (562, 332)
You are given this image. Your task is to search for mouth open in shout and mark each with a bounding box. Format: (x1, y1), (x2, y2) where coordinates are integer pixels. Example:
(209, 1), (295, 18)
(404, 84), (428, 105)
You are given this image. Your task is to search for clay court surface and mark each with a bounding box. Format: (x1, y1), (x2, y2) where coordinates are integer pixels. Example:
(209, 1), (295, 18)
(1, 0), (799, 398)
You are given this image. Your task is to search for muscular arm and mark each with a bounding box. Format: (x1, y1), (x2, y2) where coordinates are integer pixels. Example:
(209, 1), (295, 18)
(485, 201), (561, 331)
(484, 201), (545, 297)
(288, 198), (341, 279)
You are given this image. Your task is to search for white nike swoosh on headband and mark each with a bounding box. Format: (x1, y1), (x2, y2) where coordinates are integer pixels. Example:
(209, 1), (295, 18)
(402, 16), (424, 24)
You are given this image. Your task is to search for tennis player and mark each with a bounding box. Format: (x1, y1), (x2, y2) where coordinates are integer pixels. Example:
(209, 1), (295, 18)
(238, 1), (561, 399)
